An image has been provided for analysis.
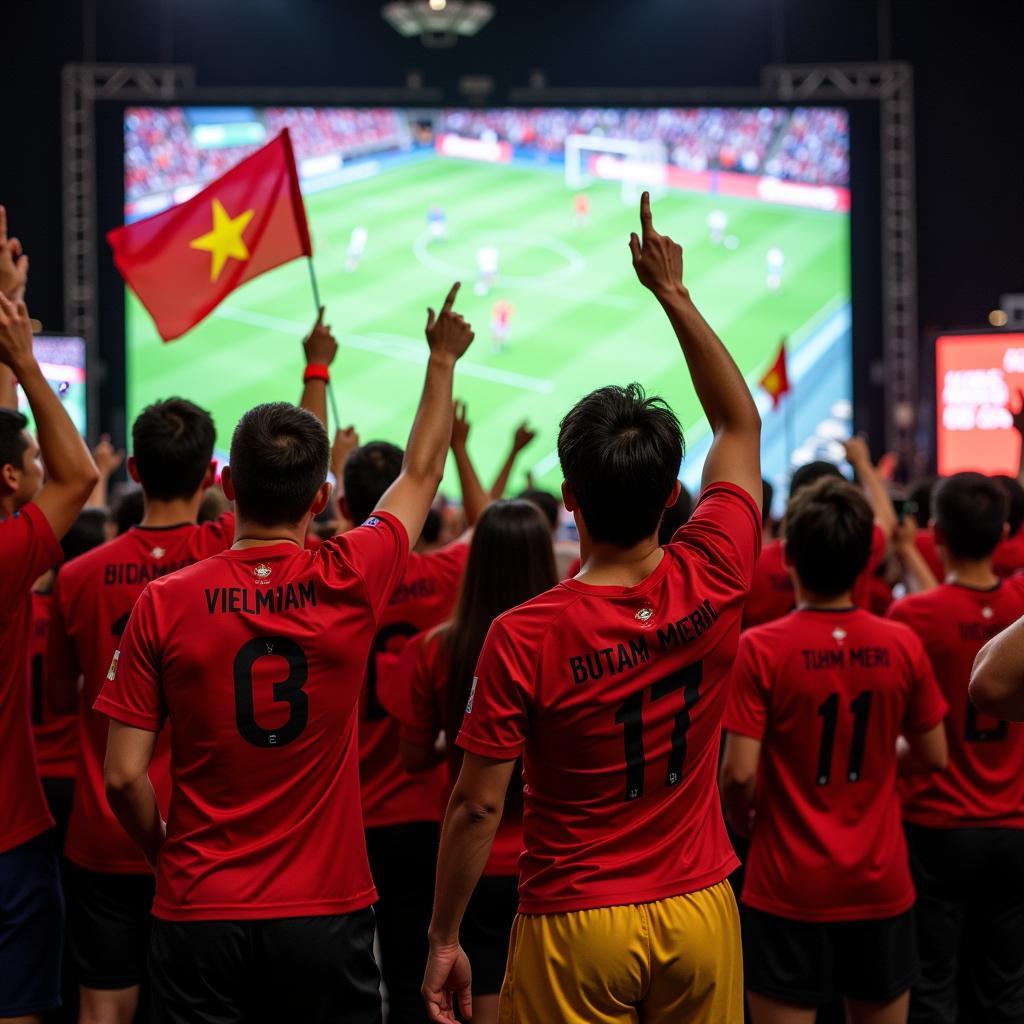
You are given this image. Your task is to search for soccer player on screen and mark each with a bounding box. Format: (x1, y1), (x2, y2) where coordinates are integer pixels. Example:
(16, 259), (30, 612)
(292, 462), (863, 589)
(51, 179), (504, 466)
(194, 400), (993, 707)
(707, 209), (728, 245)
(97, 283), (473, 1024)
(47, 314), (339, 1024)
(0, 292), (98, 1024)
(347, 224), (369, 272)
(720, 476), (949, 1024)
(428, 204), (448, 242)
(422, 192), (762, 1024)
(887, 473), (1024, 1022)
(573, 192), (590, 227)
(475, 245), (499, 296)
(491, 298), (514, 351)
(766, 246), (785, 291)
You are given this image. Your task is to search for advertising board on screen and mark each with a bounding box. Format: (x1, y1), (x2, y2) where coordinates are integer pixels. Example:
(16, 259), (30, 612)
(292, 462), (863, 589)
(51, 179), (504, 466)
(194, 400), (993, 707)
(936, 333), (1024, 476)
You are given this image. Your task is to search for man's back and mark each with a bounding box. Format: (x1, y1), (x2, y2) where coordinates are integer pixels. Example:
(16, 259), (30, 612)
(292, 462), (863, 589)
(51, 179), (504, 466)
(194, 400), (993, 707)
(458, 483), (760, 913)
(51, 516), (234, 872)
(888, 580), (1024, 827)
(726, 607), (946, 920)
(95, 512), (407, 920)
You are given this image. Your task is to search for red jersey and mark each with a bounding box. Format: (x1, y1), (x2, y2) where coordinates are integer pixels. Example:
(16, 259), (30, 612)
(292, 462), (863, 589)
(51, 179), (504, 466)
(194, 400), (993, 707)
(94, 512), (409, 922)
(387, 628), (523, 876)
(358, 542), (468, 829)
(743, 524), (887, 629)
(914, 529), (944, 582)
(458, 483), (761, 914)
(31, 590), (77, 778)
(887, 580), (1024, 828)
(725, 609), (947, 922)
(993, 532), (1024, 579)
(49, 517), (235, 873)
(0, 503), (62, 853)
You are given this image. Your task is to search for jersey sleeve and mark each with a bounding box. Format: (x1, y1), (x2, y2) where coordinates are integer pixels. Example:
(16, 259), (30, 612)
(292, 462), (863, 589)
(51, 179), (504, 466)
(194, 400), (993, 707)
(398, 631), (446, 748)
(320, 511), (410, 621)
(0, 503), (63, 620)
(456, 616), (534, 762)
(93, 585), (166, 732)
(722, 631), (771, 740)
(902, 630), (949, 734)
(192, 511), (236, 558)
(672, 482), (763, 592)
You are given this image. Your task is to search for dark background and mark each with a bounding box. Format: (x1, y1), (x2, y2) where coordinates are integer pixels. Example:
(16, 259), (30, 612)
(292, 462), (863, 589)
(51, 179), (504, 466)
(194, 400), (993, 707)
(3, 0), (1022, 440)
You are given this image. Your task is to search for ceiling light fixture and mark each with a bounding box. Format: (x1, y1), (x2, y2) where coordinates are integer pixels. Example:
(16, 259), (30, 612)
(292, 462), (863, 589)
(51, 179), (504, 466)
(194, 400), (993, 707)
(382, 1), (494, 47)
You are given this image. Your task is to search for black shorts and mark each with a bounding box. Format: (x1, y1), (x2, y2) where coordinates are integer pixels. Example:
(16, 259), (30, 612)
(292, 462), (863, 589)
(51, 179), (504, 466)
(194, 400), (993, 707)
(149, 907), (382, 1024)
(462, 874), (517, 996)
(66, 863), (155, 989)
(743, 906), (918, 1006)
(0, 830), (64, 1018)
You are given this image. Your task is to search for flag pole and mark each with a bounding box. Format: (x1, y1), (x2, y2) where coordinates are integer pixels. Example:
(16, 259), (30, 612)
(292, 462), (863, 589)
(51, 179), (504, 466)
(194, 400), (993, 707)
(784, 387), (796, 473)
(306, 256), (341, 430)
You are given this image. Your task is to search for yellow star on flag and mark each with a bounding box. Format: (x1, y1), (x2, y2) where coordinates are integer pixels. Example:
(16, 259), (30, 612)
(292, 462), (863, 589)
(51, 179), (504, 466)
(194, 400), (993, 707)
(764, 371), (779, 392)
(189, 199), (255, 282)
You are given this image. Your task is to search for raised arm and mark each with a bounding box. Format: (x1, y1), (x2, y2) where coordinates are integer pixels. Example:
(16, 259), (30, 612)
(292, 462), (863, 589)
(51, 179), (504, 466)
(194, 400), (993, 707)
(490, 422), (535, 499)
(87, 434), (125, 509)
(629, 192), (761, 500)
(299, 307), (339, 429)
(892, 517), (939, 593)
(0, 295), (97, 538)
(375, 283), (474, 544)
(844, 436), (897, 541)
(970, 615), (1024, 721)
(450, 401), (490, 528)
(0, 206), (29, 409)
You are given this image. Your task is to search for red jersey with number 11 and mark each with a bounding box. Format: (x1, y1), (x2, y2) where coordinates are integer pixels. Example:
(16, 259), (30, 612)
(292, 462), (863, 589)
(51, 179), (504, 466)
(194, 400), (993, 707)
(95, 513), (408, 922)
(458, 483), (761, 914)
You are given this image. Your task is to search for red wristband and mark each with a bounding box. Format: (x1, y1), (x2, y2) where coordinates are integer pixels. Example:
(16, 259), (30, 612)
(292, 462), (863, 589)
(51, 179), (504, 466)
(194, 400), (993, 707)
(304, 363), (330, 383)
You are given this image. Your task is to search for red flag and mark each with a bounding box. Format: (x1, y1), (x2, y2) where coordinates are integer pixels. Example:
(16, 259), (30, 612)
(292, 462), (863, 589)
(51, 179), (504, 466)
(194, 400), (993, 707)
(759, 341), (790, 409)
(108, 129), (312, 342)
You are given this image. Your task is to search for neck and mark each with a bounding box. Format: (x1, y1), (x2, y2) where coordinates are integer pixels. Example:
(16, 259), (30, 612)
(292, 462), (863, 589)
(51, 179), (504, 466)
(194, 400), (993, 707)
(579, 533), (664, 587)
(140, 494), (203, 529)
(795, 584), (855, 610)
(943, 555), (998, 589)
(232, 516), (309, 551)
(0, 494), (19, 518)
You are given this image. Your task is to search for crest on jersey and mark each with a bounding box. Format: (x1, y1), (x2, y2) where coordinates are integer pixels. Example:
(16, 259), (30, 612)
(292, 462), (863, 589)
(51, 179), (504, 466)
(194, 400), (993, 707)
(106, 650), (120, 681)
(150, 546), (166, 559)
(635, 606), (655, 623)
(253, 563), (272, 582)
(982, 606), (994, 620)
(465, 677), (478, 714)
(832, 628), (847, 642)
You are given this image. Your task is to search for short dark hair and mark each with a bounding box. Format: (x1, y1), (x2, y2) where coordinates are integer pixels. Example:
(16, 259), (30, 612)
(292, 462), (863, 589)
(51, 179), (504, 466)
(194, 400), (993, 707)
(131, 399), (215, 502)
(343, 442), (404, 526)
(994, 475), (1024, 538)
(61, 508), (109, 562)
(558, 383), (683, 548)
(934, 473), (1008, 560)
(908, 477), (936, 529)
(658, 483), (693, 545)
(785, 476), (873, 596)
(113, 487), (144, 535)
(789, 459), (843, 498)
(761, 477), (775, 524)
(229, 403), (329, 526)
(0, 408), (30, 473)
(517, 488), (560, 532)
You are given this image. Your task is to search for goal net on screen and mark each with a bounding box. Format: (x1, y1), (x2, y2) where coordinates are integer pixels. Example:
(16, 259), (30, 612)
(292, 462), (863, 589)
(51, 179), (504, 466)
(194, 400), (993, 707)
(564, 135), (668, 203)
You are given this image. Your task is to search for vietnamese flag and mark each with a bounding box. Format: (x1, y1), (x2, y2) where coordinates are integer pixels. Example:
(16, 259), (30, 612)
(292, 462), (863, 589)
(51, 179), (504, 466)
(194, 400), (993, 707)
(108, 129), (312, 342)
(759, 340), (790, 409)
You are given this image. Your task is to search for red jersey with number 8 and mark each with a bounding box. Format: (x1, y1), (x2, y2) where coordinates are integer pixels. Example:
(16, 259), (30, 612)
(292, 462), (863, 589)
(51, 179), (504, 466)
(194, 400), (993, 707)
(95, 513), (408, 921)
(725, 608), (947, 921)
(457, 483), (761, 914)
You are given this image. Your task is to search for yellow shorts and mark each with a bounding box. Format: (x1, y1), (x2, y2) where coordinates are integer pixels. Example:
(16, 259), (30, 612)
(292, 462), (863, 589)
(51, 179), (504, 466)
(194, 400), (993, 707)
(497, 880), (743, 1024)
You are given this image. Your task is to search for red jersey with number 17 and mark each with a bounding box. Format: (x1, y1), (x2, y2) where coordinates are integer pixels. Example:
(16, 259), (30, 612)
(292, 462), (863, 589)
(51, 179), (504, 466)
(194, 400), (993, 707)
(458, 483), (761, 914)
(49, 517), (235, 873)
(887, 580), (1024, 828)
(95, 513), (409, 921)
(725, 609), (947, 922)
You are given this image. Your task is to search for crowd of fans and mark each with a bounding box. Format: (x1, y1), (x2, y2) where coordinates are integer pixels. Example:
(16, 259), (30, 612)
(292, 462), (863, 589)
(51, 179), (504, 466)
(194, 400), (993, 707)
(1, 191), (1021, 1024)
(125, 104), (850, 202)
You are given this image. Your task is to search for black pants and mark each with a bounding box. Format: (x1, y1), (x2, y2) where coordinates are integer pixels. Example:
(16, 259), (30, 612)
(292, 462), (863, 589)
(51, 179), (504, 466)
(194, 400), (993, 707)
(365, 822), (439, 1024)
(906, 823), (1024, 1024)
(149, 908), (381, 1024)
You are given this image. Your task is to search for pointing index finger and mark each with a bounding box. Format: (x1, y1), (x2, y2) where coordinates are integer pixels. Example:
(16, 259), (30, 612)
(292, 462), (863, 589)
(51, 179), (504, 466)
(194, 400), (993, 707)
(639, 191), (653, 237)
(441, 281), (460, 314)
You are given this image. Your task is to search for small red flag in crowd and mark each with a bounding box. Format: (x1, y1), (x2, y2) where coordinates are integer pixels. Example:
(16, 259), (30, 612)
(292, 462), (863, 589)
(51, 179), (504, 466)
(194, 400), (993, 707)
(760, 338), (790, 408)
(107, 129), (312, 342)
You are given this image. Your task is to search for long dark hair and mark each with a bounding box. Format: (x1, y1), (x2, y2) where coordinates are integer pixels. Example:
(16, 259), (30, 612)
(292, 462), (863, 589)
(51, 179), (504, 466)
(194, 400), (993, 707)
(444, 500), (558, 751)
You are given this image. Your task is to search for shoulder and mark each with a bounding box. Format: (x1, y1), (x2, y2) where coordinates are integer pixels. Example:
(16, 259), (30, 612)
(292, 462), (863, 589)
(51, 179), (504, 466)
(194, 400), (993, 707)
(740, 615), (800, 656)
(864, 610), (926, 653)
(59, 533), (126, 587)
(489, 583), (580, 646)
(886, 588), (941, 622)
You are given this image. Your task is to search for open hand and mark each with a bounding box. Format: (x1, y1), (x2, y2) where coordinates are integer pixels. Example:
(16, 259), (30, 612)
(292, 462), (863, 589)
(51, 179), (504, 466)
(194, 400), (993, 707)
(0, 294), (37, 372)
(843, 434), (872, 470)
(426, 283), (474, 361)
(92, 434), (125, 479)
(422, 941), (472, 1024)
(0, 207), (29, 303)
(513, 422), (536, 453)
(304, 307), (338, 367)
(629, 192), (683, 298)
(331, 425), (360, 479)
(451, 400), (470, 448)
